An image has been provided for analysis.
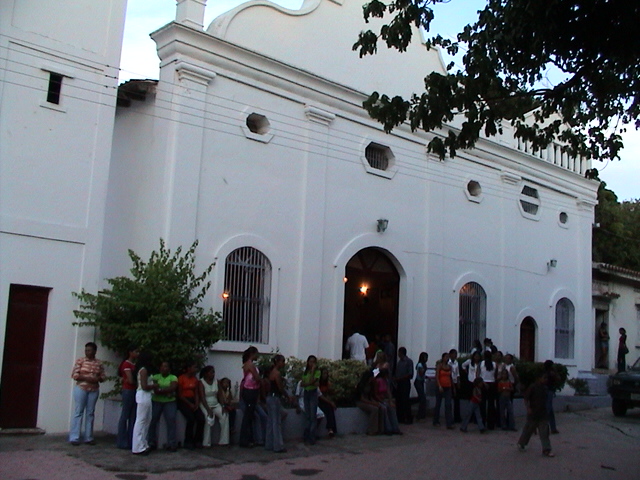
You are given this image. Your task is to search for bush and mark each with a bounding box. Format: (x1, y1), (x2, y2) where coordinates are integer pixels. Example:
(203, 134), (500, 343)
(73, 239), (223, 392)
(257, 354), (369, 407)
(516, 361), (568, 392)
(568, 378), (590, 396)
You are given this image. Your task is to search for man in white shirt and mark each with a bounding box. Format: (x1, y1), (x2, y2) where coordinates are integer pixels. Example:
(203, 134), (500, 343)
(449, 348), (462, 423)
(345, 331), (369, 362)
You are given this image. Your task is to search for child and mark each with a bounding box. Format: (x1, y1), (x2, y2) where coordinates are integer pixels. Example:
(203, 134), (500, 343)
(460, 377), (485, 433)
(517, 373), (554, 457)
(218, 377), (236, 441)
(497, 370), (516, 431)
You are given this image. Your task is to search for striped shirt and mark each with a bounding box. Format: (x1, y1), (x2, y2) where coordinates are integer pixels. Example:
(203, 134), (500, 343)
(71, 357), (106, 392)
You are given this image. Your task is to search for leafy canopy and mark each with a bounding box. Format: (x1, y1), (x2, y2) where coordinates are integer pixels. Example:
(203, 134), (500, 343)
(73, 239), (223, 371)
(353, 0), (640, 161)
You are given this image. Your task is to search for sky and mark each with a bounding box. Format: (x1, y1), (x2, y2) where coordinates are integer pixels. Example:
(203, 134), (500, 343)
(119, 0), (639, 201)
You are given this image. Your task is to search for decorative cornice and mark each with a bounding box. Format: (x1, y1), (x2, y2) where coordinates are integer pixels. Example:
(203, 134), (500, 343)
(175, 60), (217, 85)
(304, 105), (336, 125)
(500, 170), (521, 185)
(577, 197), (598, 211)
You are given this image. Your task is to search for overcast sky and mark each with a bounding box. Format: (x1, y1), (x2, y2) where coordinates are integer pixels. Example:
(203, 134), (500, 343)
(119, 0), (639, 201)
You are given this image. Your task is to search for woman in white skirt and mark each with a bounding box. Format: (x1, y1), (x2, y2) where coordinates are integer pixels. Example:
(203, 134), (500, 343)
(198, 365), (229, 446)
(131, 352), (154, 455)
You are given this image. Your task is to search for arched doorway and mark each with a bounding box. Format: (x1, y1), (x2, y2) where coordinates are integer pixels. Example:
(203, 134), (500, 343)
(342, 247), (400, 358)
(519, 316), (536, 362)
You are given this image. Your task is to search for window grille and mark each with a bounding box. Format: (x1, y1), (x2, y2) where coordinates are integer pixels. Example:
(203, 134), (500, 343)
(365, 143), (390, 171)
(223, 247), (271, 343)
(554, 297), (575, 359)
(519, 185), (540, 216)
(458, 282), (487, 353)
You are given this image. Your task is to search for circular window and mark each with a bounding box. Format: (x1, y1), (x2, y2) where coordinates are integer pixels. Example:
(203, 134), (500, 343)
(467, 180), (482, 197)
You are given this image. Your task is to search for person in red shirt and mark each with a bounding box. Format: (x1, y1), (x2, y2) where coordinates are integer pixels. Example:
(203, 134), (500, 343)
(117, 346), (139, 449)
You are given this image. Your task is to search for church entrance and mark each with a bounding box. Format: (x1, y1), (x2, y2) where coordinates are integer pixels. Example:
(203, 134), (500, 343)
(519, 316), (536, 362)
(342, 248), (400, 359)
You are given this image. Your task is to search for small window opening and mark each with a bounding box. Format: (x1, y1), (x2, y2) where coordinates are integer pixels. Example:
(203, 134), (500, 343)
(559, 212), (568, 224)
(246, 113), (270, 135)
(467, 180), (482, 197)
(47, 72), (63, 105)
(519, 185), (540, 215)
(365, 143), (391, 171)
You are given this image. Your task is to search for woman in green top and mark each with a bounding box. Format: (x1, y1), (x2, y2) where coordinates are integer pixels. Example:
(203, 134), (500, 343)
(148, 361), (178, 451)
(301, 355), (320, 445)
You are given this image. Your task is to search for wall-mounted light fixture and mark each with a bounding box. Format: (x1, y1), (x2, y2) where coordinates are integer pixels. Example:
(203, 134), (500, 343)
(221, 292), (230, 299)
(547, 259), (558, 269)
(377, 218), (389, 233)
(360, 285), (368, 295)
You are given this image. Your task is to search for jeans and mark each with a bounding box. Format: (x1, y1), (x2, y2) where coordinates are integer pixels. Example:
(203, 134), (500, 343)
(148, 400), (178, 449)
(546, 390), (557, 431)
(303, 389), (318, 444)
(460, 402), (484, 431)
(177, 399), (205, 447)
(380, 400), (400, 433)
(265, 395), (284, 451)
(499, 395), (515, 430)
(414, 379), (427, 419)
(482, 382), (498, 429)
(395, 379), (412, 423)
(239, 388), (260, 447)
(116, 388), (137, 449)
(69, 386), (99, 443)
(433, 387), (453, 427)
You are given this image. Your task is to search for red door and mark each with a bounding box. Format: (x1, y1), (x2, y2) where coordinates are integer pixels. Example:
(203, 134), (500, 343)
(0, 284), (51, 428)
(519, 317), (536, 362)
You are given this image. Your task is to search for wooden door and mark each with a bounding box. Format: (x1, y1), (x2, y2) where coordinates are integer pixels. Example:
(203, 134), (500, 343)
(519, 316), (536, 362)
(0, 284), (51, 428)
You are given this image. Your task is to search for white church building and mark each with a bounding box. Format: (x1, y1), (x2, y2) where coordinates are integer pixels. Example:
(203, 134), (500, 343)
(1, 0), (599, 433)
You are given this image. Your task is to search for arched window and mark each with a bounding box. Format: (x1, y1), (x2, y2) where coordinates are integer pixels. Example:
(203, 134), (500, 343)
(555, 297), (575, 359)
(222, 247), (271, 343)
(459, 282), (487, 353)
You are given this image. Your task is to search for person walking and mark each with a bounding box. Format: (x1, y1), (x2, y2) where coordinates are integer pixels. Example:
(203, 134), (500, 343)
(69, 342), (106, 446)
(544, 360), (559, 434)
(517, 373), (555, 457)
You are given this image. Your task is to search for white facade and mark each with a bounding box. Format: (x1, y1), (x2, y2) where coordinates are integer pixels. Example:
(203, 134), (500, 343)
(105, 0), (599, 382)
(0, 0), (600, 433)
(0, 0), (127, 432)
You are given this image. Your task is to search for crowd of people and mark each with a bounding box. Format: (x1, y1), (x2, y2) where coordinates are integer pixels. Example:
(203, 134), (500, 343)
(69, 334), (576, 457)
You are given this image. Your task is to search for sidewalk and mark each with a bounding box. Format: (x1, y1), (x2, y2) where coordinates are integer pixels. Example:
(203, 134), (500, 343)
(0, 395), (613, 476)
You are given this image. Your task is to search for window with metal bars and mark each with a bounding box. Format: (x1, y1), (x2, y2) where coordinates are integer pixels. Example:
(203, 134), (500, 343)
(519, 185), (540, 216)
(222, 247), (271, 343)
(554, 297), (575, 359)
(458, 282), (487, 353)
(365, 143), (390, 171)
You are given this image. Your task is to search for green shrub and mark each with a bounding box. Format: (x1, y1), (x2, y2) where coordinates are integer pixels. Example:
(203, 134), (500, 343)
(515, 361), (568, 392)
(567, 377), (590, 396)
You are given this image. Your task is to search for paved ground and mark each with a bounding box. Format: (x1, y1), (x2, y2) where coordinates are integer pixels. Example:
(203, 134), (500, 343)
(1, 399), (639, 480)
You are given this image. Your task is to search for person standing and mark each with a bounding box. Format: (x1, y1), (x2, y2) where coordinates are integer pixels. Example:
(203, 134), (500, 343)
(394, 347), (413, 424)
(116, 346), (139, 449)
(414, 352), (428, 421)
(479, 351), (498, 429)
(345, 331), (369, 362)
(517, 373), (555, 457)
(618, 327), (629, 372)
(131, 351), (155, 455)
(597, 322), (610, 368)
(265, 354), (291, 453)
(301, 355), (321, 445)
(433, 352), (453, 429)
(177, 362), (205, 449)
(448, 349), (461, 423)
(239, 346), (261, 447)
(69, 342), (106, 446)
(148, 361), (178, 451)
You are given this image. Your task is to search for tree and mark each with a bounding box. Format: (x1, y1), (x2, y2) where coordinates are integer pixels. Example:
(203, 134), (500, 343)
(353, 0), (640, 162)
(593, 181), (640, 271)
(73, 239), (223, 371)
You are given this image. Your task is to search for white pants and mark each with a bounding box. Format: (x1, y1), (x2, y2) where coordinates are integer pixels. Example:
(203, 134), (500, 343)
(131, 390), (152, 453)
(200, 403), (229, 446)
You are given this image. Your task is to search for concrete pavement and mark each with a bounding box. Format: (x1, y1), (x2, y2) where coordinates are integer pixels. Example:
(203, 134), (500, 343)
(1, 397), (638, 480)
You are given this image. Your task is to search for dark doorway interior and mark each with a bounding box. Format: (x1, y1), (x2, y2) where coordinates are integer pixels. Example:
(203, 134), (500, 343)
(342, 248), (400, 357)
(519, 316), (536, 362)
(0, 284), (51, 428)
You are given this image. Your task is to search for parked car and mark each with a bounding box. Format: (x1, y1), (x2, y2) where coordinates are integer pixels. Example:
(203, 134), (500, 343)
(607, 356), (640, 416)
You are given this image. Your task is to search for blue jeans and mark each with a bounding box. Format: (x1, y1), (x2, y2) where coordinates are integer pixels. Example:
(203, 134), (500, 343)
(499, 395), (515, 430)
(265, 395), (284, 451)
(116, 389), (137, 449)
(148, 400), (177, 448)
(461, 401), (484, 431)
(433, 387), (453, 427)
(303, 389), (318, 444)
(69, 386), (99, 443)
(239, 388), (260, 447)
(414, 379), (426, 419)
